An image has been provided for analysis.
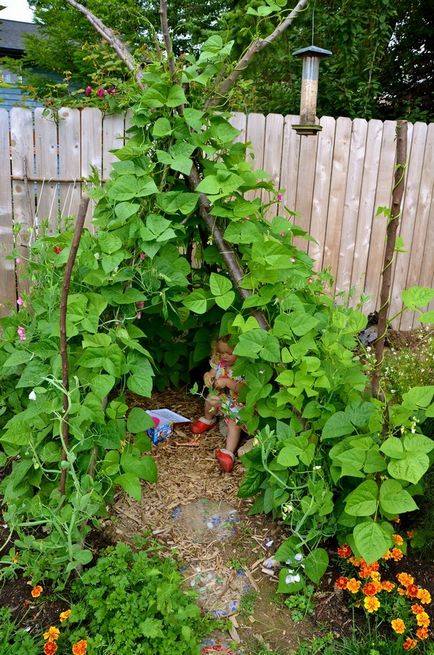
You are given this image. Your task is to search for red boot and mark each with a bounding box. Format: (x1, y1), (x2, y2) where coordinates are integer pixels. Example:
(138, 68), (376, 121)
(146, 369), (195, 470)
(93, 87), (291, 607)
(191, 419), (216, 434)
(215, 449), (235, 473)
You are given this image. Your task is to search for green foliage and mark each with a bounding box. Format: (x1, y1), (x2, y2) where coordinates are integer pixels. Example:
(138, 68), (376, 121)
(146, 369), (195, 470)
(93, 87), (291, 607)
(283, 583), (314, 622)
(65, 542), (217, 655)
(380, 332), (434, 404)
(293, 631), (434, 655)
(0, 608), (40, 655)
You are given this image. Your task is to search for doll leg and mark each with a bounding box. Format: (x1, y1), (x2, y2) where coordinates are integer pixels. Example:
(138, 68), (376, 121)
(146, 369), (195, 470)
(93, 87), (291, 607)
(215, 419), (240, 473)
(191, 394), (220, 434)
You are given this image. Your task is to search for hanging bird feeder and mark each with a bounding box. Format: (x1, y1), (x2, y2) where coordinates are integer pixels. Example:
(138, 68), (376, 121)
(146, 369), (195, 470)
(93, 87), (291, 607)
(292, 45), (332, 136)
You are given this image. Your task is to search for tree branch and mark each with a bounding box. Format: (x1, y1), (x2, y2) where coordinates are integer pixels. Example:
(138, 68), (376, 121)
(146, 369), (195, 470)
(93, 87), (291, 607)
(206, 0), (309, 108)
(63, 0), (145, 90)
(159, 0), (177, 82)
(371, 120), (407, 398)
(59, 195), (90, 495)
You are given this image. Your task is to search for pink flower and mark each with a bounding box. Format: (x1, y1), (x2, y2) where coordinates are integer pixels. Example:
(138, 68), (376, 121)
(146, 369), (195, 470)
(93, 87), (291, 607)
(107, 87), (116, 95)
(280, 231), (285, 237)
(16, 297), (23, 306)
(96, 88), (105, 97)
(85, 86), (92, 96)
(135, 301), (144, 309)
(277, 193), (283, 202)
(17, 326), (26, 341)
(15, 257), (22, 264)
(136, 312), (142, 319)
(139, 253), (146, 260)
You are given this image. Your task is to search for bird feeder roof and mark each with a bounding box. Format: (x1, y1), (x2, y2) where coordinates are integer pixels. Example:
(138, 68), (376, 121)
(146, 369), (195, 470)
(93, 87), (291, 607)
(292, 45), (332, 58)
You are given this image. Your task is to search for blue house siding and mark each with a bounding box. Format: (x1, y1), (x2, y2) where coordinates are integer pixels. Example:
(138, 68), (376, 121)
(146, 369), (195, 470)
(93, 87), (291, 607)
(0, 86), (42, 111)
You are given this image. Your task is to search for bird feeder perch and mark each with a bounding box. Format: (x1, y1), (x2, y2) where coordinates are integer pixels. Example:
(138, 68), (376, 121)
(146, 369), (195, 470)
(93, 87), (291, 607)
(292, 45), (332, 136)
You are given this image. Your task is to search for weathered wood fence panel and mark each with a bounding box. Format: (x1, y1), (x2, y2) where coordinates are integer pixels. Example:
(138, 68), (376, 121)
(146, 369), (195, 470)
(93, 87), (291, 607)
(1, 107), (433, 330)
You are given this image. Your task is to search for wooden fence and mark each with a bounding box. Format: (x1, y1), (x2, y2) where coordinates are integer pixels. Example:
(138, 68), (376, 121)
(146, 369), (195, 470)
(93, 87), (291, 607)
(1, 107), (433, 329)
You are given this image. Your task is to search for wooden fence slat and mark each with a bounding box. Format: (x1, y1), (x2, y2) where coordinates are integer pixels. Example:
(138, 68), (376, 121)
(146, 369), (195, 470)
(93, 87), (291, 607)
(322, 117), (352, 281)
(389, 122), (427, 327)
(403, 123), (434, 328)
(245, 113), (266, 201)
(294, 132), (319, 251)
(34, 108), (59, 231)
(0, 109), (15, 314)
(261, 113), (284, 218)
(102, 114), (126, 181)
(335, 118), (368, 296)
(280, 114), (301, 215)
(418, 123), (434, 322)
(229, 112), (247, 143)
(350, 119), (384, 301)
(308, 116), (335, 270)
(58, 107), (81, 223)
(81, 108), (103, 226)
(10, 107), (35, 298)
(363, 120), (396, 316)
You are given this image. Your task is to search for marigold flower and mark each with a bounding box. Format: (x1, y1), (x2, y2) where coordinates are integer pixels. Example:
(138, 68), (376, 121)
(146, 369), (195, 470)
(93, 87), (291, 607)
(381, 581), (395, 592)
(364, 596), (380, 613)
(406, 529), (415, 539)
(406, 584), (419, 598)
(72, 640), (88, 655)
(363, 582), (380, 597)
(398, 587), (407, 596)
(391, 548), (403, 561)
(59, 609), (71, 622)
(43, 627), (60, 641)
(411, 603), (424, 615)
(44, 643), (58, 655)
(348, 556), (362, 567)
(337, 545), (352, 558)
(370, 571), (381, 582)
(397, 573), (415, 587)
(31, 585), (43, 598)
(346, 578), (361, 594)
(382, 550), (392, 561)
(416, 626), (429, 640)
(391, 618), (406, 634)
(416, 612), (430, 628)
(417, 588), (432, 604)
(335, 576), (348, 589)
(403, 637), (418, 650)
(392, 534), (404, 546)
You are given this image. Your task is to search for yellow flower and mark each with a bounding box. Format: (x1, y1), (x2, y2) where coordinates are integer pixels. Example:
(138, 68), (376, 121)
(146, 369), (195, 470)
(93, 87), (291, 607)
(59, 609), (71, 622)
(364, 596), (380, 613)
(43, 627), (60, 642)
(391, 618), (406, 634)
(392, 534), (404, 546)
(31, 585), (43, 598)
(417, 588), (432, 604)
(382, 581), (395, 592)
(416, 612), (430, 628)
(397, 572), (414, 587)
(346, 578), (361, 593)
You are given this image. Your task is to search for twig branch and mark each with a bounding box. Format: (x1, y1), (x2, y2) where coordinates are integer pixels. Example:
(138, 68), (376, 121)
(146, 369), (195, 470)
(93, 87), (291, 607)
(59, 196), (90, 494)
(159, 0), (177, 82)
(206, 0), (309, 107)
(371, 121), (407, 398)
(63, 0), (145, 90)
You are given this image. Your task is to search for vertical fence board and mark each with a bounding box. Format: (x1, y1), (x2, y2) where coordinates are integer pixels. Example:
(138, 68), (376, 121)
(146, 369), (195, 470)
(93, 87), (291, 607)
(58, 107), (81, 223)
(294, 132), (319, 251)
(364, 120), (396, 315)
(245, 113), (266, 200)
(322, 117), (352, 282)
(262, 113), (284, 218)
(0, 110), (15, 314)
(229, 112), (247, 143)
(81, 108), (103, 226)
(34, 108), (59, 231)
(279, 115), (300, 215)
(308, 116), (335, 270)
(417, 124), (434, 323)
(102, 114), (125, 181)
(390, 122), (427, 327)
(350, 119), (384, 301)
(335, 119), (368, 296)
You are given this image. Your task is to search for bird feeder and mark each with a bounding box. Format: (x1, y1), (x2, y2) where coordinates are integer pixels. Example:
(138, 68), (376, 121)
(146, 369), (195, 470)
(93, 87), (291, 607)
(292, 45), (332, 136)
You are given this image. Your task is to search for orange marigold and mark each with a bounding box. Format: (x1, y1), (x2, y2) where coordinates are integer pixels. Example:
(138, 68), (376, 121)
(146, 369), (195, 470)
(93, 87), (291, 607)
(60, 609), (71, 622)
(44, 643), (58, 655)
(364, 596), (380, 613)
(391, 618), (406, 634)
(393, 534), (404, 546)
(398, 587), (407, 596)
(31, 585), (43, 598)
(416, 626), (429, 640)
(397, 573), (414, 587)
(43, 627), (60, 642)
(382, 550), (392, 561)
(403, 637), (418, 651)
(72, 640), (88, 655)
(370, 571), (381, 582)
(411, 603), (425, 615)
(363, 582), (380, 597)
(336, 576), (349, 590)
(346, 578), (362, 594)
(391, 548), (404, 561)
(406, 529), (415, 539)
(348, 556), (363, 567)
(406, 584), (419, 598)
(417, 588), (432, 604)
(416, 612), (430, 628)
(337, 545), (352, 558)
(382, 581), (395, 592)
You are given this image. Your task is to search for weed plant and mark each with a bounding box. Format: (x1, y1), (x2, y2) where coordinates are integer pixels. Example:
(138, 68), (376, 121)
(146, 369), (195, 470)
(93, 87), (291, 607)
(0, 608), (40, 655)
(380, 330), (434, 403)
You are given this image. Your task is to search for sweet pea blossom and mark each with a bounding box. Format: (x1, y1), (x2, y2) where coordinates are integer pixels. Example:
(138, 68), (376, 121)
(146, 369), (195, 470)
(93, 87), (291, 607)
(294, 553), (303, 562)
(285, 573), (301, 584)
(17, 326), (26, 341)
(28, 390), (37, 401)
(16, 296), (24, 306)
(277, 193), (283, 201)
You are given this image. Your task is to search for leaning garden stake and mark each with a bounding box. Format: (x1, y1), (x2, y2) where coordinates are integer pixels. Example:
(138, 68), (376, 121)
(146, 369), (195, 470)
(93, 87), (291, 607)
(371, 120), (407, 399)
(59, 196), (90, 494)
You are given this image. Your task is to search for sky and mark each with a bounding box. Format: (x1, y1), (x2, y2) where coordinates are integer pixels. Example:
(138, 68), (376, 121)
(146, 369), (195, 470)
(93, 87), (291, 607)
(0, 0), (34, 22)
